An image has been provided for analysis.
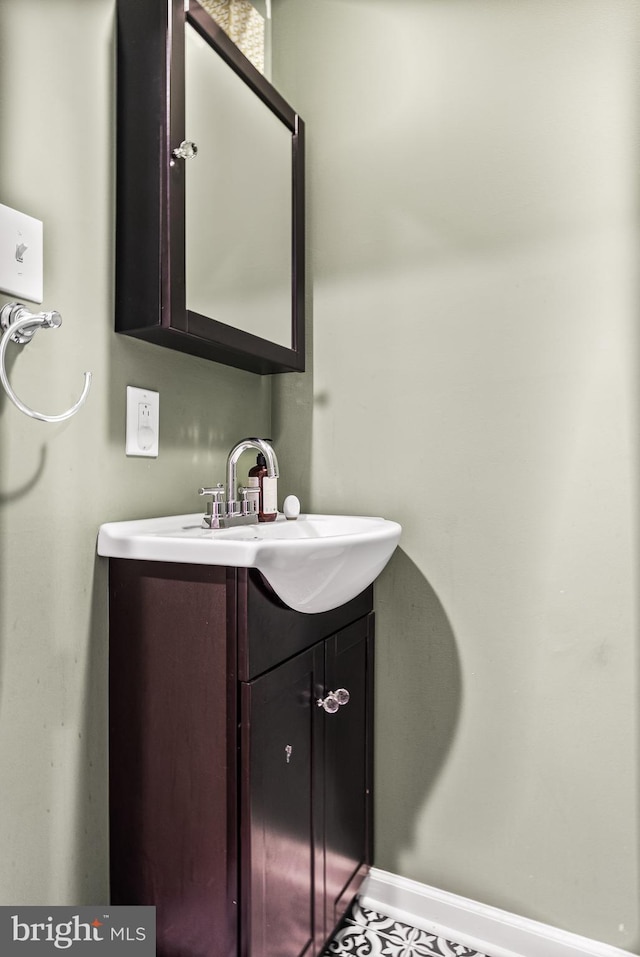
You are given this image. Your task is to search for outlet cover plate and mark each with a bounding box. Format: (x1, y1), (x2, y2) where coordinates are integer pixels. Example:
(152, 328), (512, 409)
(0, 203), (43, 303)
(126, 386), (159, 457)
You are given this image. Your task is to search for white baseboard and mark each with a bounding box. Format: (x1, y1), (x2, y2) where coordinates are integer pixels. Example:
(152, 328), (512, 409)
(359, 868), (636, 957)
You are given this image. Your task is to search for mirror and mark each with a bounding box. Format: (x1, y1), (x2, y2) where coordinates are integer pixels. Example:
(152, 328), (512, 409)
(185, 22), (292, 349)
(115, 0), (305, 374)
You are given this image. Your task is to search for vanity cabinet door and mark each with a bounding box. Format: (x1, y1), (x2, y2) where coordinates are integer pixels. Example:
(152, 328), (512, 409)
(241, 613), (374, 957)
(323, 614), (374, 937)
(240, 644), (324, 957)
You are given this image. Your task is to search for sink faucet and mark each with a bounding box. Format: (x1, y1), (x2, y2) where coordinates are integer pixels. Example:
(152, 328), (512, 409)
(226, 437), (279, 517)
(199, 437), (279, 528)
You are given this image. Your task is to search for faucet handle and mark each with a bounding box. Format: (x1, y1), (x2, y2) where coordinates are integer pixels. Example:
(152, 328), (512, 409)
(199, 484), (225, 528)
(237, 486), (259, 516)
(199, 483), (225, 503)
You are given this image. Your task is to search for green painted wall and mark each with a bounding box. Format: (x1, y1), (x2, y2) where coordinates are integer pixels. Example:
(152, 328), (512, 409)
(272, 0), (640, 951)
(0, 0), (271, 904)
(1, 1), (638, 952)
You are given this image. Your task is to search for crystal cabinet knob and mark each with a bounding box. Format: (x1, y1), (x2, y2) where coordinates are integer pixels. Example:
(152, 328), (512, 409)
(317, 688), (350, 714)
(317, 693), (339, 714)
(172, 140), (198, 161)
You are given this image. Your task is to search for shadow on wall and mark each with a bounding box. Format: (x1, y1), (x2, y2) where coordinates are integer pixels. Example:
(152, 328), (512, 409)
(270, 329), (314, 508)
(69, 558), (110, 903)
(373, 547), (461, 873)
(0, 360), (47, 721)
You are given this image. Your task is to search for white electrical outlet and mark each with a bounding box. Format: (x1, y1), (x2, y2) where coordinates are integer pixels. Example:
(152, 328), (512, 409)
(126, 386), (159, 457)
(0, 203), (43, 303)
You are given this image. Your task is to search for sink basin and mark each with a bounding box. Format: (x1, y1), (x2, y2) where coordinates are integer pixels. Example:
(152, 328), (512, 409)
(97, 512), (401, 614)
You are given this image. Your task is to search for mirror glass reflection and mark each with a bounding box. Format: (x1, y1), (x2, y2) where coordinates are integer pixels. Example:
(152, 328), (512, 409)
(198, 0), (271, 77)
(185, 23), (293, 349)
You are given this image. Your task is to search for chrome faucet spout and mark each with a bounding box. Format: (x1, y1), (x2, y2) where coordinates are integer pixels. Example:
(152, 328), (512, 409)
(226, 437), (279, 515)
(199, 437), (279, 528)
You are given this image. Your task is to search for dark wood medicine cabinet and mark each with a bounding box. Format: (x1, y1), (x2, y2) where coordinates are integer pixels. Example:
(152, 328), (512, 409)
(115, 0), (305, 374)
(109, 561), (374, 957)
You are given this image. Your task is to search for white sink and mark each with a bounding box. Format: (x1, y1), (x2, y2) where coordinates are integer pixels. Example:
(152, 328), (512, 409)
(97, 512), (401, 614)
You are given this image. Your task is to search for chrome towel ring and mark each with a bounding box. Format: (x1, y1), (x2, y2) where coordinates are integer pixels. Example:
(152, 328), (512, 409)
(0, 301), (92, 422)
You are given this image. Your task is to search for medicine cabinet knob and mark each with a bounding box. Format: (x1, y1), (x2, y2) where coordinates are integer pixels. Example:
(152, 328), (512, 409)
(172, 140), (198, 161)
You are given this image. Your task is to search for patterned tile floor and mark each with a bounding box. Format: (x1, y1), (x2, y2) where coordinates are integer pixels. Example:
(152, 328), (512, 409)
(321, 899), (489, 957)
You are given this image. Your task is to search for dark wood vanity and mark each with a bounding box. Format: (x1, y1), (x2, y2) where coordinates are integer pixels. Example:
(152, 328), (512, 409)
(108, 560), (374, 957)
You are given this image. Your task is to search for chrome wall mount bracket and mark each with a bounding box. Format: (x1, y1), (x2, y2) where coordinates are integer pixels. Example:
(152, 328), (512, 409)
(0, 301), (92, 422)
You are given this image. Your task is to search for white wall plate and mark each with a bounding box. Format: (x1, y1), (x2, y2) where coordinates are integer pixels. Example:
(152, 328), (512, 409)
(0, 203), (43, 303)
(126, 386), (159, 457)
